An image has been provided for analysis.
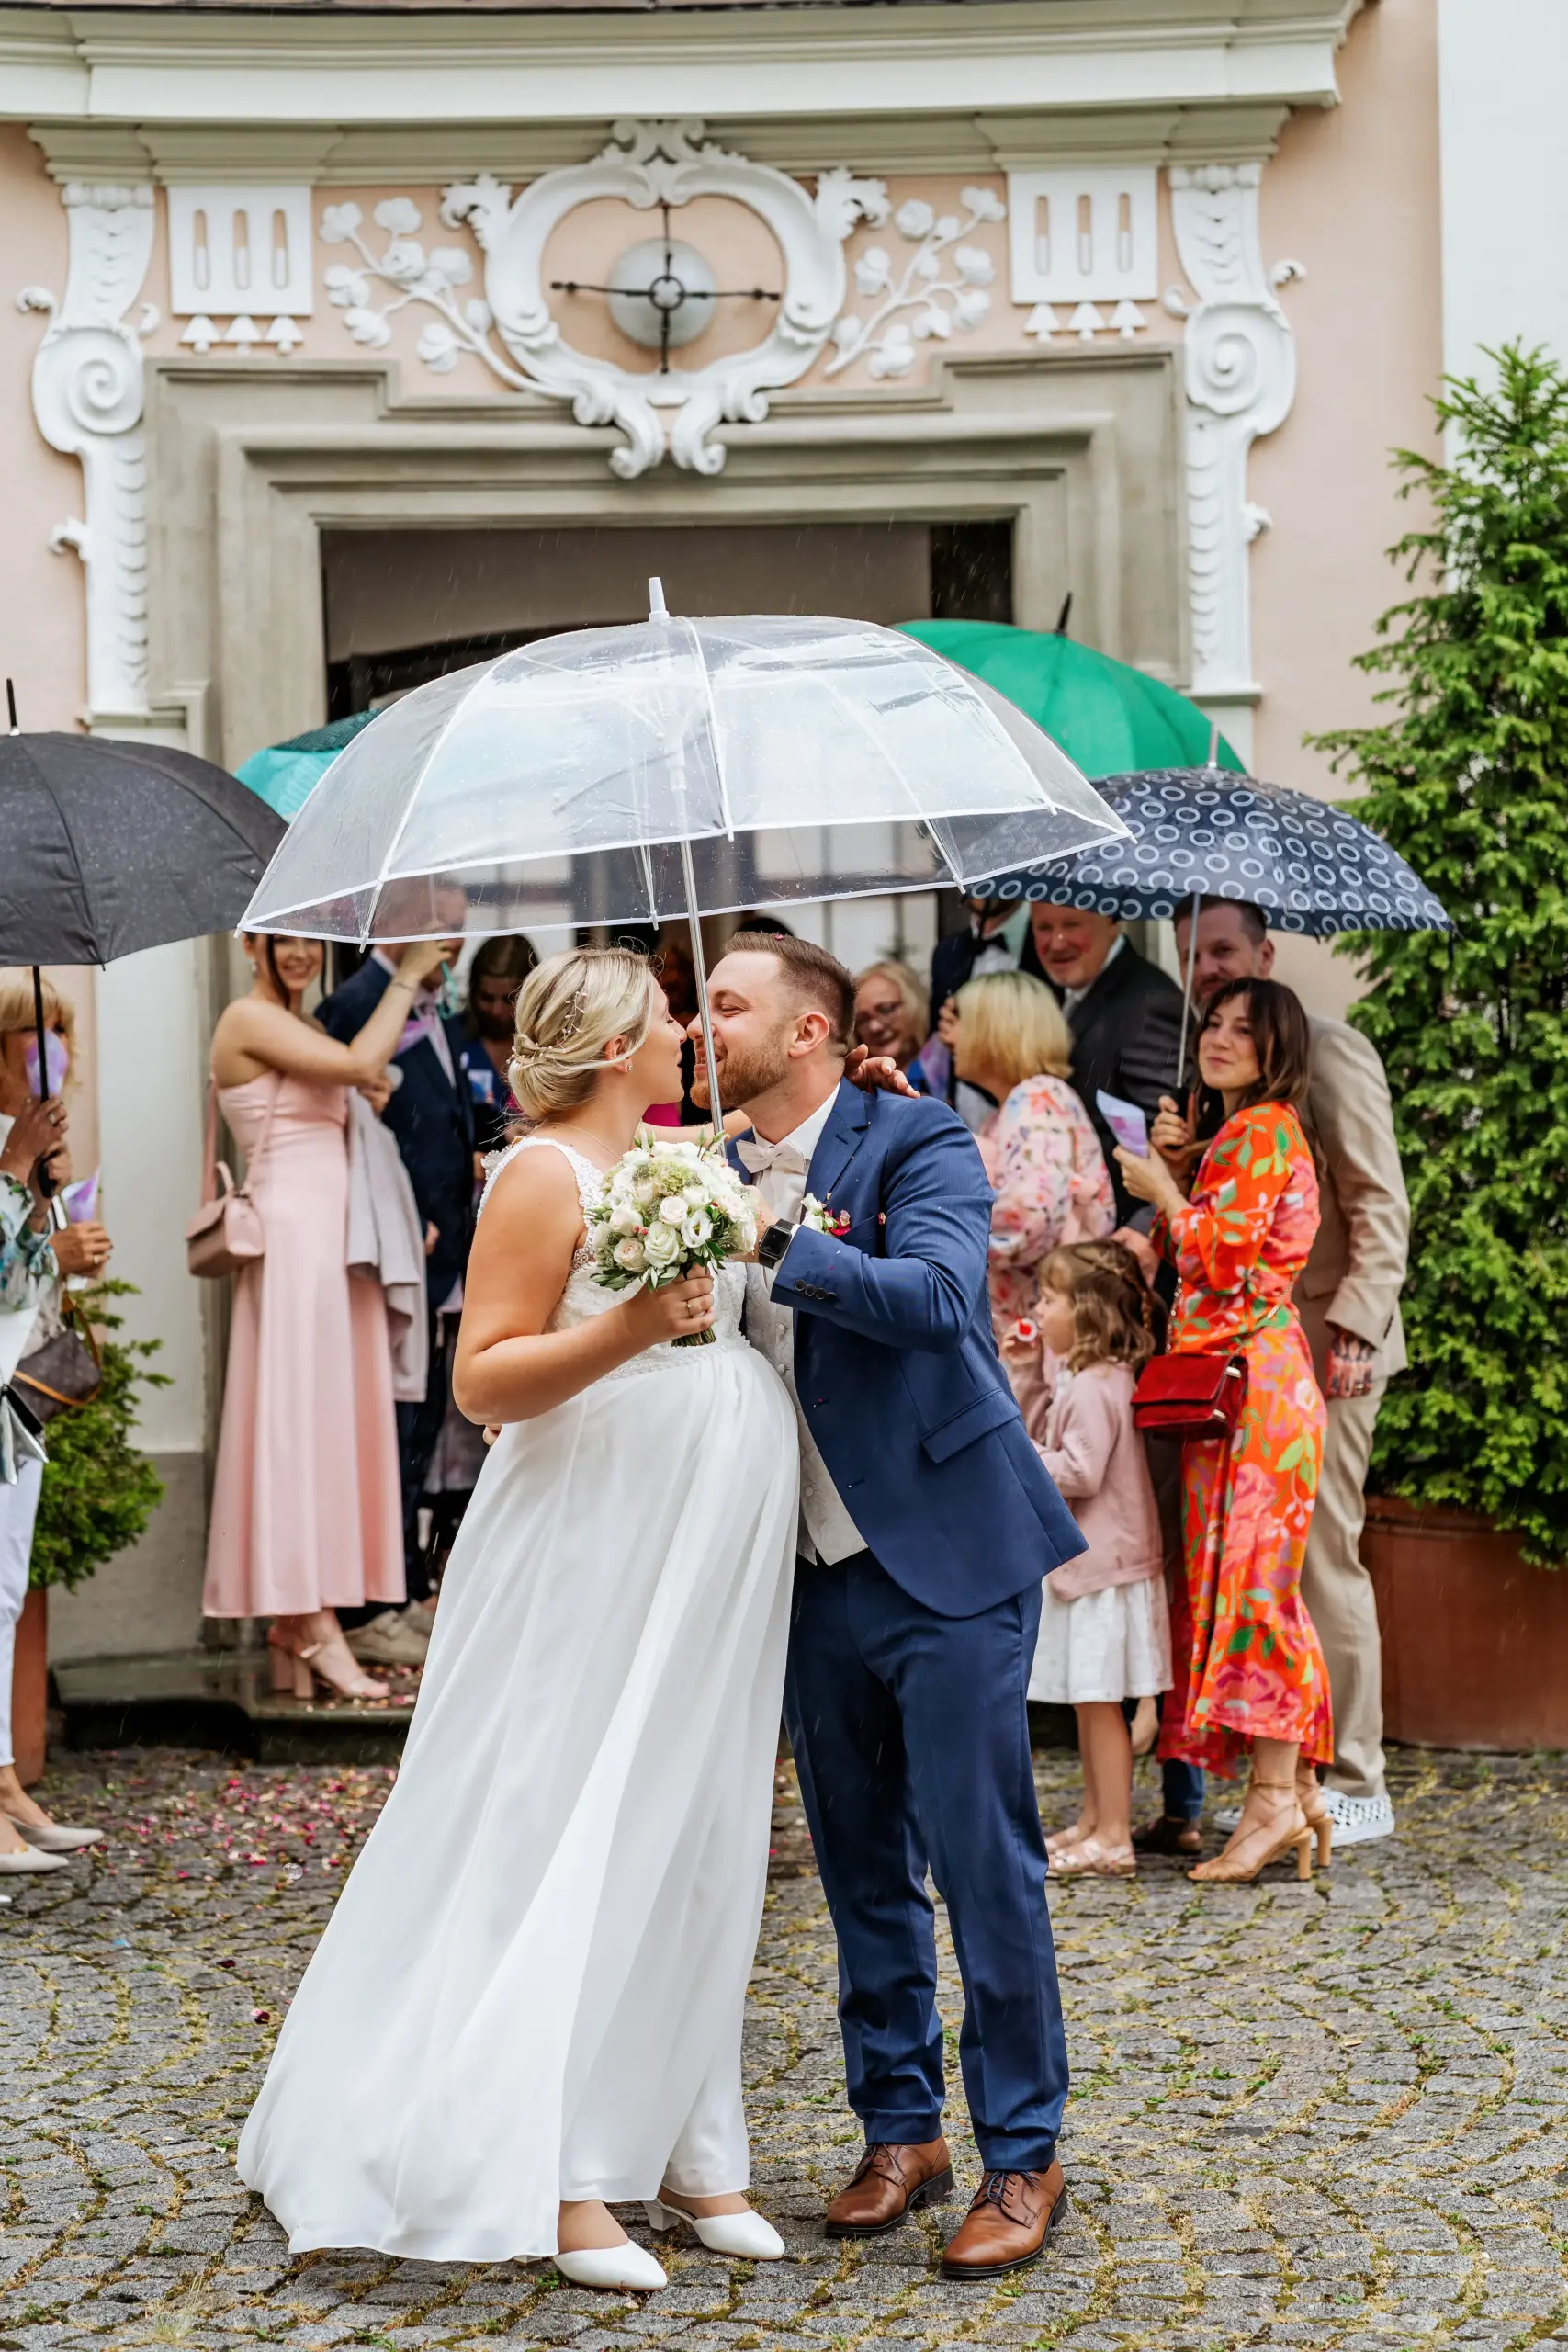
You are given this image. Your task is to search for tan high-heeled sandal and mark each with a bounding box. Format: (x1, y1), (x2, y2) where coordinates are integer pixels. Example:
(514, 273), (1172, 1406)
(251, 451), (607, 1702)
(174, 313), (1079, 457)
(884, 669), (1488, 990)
(268, 1627), (388, 1706)
(1295, 1768), (1334, 1870)
(1188, 1774), (1313, 1884)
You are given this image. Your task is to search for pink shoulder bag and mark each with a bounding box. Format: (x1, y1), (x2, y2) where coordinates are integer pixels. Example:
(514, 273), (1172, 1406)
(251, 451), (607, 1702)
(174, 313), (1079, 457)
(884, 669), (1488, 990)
(185, 1078), (280, 1280)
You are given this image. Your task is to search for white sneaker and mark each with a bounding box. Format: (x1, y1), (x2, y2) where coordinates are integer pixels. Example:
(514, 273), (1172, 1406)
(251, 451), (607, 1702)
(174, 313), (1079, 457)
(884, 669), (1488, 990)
(555, 2242), (668, 2292)
(1212, 1804), (1243, 1833)
(645, 2195), (785, 2259)
(1323, 1788), (1396, 1846)
(344, 1610), (428, 1668)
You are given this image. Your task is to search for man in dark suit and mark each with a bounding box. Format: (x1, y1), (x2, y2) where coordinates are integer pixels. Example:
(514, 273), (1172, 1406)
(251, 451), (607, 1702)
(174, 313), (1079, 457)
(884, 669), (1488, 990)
(1022, 903), (1183, 1227)
(927, 899), (1032, 1129)
(321, 910), (475, 1620)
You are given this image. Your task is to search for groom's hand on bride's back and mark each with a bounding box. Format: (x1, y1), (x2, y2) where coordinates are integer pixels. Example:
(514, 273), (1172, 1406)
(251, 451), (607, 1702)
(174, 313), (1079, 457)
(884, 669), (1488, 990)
(845, 1045), (919, 1097)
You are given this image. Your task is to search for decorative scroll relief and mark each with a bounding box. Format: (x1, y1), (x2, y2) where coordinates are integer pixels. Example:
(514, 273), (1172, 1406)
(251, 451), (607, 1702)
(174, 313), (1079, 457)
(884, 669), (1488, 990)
(1165, 163), (1303, 702)
(321, 122), (890, 479)
(17, 183), (159, 717)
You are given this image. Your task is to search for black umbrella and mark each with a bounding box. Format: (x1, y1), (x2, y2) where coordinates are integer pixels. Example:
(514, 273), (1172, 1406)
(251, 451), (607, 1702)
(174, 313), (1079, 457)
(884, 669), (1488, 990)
(2, 683), (285, 1182)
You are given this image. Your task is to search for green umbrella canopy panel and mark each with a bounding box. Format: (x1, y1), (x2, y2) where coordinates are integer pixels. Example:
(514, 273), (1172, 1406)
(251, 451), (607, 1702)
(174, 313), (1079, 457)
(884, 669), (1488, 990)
(898, 621), (1245, 781)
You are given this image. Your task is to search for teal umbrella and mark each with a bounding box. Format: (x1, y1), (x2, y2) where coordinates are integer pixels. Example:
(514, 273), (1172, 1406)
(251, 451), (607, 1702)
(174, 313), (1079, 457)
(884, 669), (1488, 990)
(898, 619), (1246, 779)
(237, 710), (376, 821)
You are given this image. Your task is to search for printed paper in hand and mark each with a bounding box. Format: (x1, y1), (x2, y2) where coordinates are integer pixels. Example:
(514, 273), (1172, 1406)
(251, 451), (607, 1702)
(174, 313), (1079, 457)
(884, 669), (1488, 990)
(1096, 1091), (1149, 1159)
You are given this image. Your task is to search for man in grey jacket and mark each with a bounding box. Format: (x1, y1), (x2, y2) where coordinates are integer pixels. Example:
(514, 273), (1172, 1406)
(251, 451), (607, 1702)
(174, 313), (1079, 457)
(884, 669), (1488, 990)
(1171, 899), (1410, 1846)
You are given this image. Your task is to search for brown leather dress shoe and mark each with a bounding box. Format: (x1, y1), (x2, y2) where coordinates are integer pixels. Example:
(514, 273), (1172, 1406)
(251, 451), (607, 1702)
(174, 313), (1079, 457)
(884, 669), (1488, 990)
(941, 2160), (1067, 2279)
(823, 2139), (954, 2237)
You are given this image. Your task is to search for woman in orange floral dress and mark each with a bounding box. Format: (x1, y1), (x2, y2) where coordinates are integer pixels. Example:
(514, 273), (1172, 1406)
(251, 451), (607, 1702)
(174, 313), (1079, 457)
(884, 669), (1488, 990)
(1115, 978), (1332, 1885)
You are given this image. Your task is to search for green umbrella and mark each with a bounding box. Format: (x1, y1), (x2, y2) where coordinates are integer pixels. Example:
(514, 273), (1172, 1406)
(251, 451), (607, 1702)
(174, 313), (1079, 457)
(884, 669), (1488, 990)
(236, 710), (377, 821)
(897, 619), (1246, 779)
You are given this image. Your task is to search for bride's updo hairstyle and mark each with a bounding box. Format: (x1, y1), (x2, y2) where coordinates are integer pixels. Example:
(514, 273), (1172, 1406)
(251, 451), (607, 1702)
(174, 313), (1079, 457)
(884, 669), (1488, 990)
(507, 947), (658, 1120)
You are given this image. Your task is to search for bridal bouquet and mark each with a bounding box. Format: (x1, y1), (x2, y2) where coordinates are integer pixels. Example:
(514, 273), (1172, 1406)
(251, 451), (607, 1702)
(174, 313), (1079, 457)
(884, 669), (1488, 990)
(588, 1136), (759, 1346)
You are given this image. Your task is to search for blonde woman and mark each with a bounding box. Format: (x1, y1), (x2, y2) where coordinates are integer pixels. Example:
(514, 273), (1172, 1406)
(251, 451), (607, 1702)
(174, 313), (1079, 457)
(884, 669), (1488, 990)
(0, 974), (113, 1871)
(238, 949), (798, 2292)
(852, 959), (931, 1087)
(949, 969), (1115, 1349)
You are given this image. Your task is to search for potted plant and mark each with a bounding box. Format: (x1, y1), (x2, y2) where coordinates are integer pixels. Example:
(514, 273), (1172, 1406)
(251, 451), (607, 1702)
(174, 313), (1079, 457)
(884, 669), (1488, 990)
(12, 1282), (165, 1781)
(1315, 344), (1568, 1749)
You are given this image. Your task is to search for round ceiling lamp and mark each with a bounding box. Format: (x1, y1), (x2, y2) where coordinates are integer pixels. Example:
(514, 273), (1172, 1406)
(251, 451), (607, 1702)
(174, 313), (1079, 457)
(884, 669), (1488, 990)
(606, 239), (717, 351)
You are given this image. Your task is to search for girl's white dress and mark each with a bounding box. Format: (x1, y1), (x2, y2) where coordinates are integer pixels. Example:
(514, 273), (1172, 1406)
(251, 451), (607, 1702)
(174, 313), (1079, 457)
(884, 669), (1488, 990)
(237, 1136), (799, 2259)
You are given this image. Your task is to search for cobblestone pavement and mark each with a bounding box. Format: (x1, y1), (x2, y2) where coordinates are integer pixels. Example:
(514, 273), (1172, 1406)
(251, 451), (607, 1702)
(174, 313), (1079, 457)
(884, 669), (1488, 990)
(2, 1743), (1566, 2352)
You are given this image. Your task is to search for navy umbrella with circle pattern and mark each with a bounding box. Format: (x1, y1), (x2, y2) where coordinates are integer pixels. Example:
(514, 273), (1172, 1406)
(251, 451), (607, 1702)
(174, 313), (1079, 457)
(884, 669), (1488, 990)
(971, 766), (1451, 938)
(971, 765), (1450, 1085)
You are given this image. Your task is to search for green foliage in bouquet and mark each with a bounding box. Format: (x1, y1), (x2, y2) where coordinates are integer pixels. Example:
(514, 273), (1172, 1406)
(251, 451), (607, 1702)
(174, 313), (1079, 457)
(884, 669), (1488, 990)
(29, 1280), (169, 1591)
(1313, 344), (1568, 1564)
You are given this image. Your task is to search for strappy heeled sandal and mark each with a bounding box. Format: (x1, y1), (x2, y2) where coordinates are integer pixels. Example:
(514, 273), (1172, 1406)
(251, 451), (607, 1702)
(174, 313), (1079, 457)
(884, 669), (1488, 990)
(1188, 1774), (1313, 1884)
(1295, 1767), (1334, 1870)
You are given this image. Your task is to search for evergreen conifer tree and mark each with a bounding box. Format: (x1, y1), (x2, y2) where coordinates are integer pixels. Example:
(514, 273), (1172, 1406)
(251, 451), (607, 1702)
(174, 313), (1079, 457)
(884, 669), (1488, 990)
(1315, 344), (1568, 1564)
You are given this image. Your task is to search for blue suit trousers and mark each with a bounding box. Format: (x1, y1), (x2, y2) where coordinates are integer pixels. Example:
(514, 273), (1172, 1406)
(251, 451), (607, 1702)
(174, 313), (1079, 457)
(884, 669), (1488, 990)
(783, 1550), (1068, 2173)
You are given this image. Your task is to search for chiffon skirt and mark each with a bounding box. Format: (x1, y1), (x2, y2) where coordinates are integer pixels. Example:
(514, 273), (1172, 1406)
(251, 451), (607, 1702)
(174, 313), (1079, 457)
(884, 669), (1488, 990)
(236, 1333), (798, 2259)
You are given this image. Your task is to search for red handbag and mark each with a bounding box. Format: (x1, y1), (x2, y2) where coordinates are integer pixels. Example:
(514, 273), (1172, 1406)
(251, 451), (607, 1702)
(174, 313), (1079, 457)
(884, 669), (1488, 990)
(1132, 1351), (1245, 1442)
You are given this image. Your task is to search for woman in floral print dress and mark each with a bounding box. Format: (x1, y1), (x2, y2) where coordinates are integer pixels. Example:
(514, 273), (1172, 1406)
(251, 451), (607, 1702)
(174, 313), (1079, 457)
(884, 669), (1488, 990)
(1116, 978), (1332, 1885)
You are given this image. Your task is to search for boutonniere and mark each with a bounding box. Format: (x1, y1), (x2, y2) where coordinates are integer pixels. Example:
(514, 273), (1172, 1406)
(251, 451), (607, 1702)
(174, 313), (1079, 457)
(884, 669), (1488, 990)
(802, 1193), (852, 1238)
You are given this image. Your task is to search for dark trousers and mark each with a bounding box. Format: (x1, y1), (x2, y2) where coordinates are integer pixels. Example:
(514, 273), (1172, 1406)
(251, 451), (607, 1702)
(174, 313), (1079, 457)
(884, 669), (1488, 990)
(784, 1549), (1068, 2173)
(394, 1305), (448, 1606)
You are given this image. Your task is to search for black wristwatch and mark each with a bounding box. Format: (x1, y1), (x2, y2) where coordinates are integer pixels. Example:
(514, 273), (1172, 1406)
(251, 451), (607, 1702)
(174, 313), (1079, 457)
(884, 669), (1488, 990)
(758, 1217), (797, 1271)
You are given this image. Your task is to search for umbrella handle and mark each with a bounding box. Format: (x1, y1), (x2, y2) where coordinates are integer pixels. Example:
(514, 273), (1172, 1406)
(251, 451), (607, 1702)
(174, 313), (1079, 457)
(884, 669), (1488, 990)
(30, 965), (57, 1199)
(1176, 888), (1200, 1093)
(680, 838), (726, 1140)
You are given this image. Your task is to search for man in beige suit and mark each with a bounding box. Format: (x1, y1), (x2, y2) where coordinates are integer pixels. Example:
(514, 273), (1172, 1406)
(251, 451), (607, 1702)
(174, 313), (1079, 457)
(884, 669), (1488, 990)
(1173, 899), (1409, 1845)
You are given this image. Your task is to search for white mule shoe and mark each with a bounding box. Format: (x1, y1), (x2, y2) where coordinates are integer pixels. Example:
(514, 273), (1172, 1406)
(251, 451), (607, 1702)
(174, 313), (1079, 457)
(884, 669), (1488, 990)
(555, 2243), (667, 2293)
(644, 2196), (786, 2260)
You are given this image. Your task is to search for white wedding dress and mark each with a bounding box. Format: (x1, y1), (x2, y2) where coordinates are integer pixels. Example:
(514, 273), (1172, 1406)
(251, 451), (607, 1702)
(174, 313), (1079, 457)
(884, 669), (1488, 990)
(237, 1136), (799, 2260)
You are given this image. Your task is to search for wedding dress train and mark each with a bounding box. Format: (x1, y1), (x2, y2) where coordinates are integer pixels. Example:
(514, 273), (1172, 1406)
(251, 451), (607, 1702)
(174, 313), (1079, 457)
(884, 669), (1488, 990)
(237, 1137), (799, 2259)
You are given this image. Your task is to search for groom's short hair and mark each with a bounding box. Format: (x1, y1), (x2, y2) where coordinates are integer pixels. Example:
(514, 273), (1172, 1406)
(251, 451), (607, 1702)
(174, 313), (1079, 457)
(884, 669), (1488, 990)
(727, 931), (854, 1049)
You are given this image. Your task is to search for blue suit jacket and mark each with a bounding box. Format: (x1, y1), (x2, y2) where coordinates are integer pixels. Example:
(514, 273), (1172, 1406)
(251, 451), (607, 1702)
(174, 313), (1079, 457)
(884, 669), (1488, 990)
(729, 1080), (1086, 1619)
(320, 960), (476, 1308)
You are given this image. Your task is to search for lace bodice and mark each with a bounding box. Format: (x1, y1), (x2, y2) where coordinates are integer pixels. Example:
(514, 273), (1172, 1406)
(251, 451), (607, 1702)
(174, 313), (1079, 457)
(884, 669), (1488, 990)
(480, 1134), (747, 1375)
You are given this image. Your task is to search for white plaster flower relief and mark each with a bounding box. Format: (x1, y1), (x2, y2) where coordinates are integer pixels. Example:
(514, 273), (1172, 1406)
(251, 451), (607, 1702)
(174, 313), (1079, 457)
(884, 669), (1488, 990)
(320, 199), (513, 380)
(315, 125), (892, 476)
(826, 187), (1006, 379)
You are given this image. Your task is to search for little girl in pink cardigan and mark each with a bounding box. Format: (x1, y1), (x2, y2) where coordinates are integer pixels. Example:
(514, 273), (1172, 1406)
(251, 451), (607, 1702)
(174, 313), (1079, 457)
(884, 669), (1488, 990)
(1009, 1241), (1172, 1880)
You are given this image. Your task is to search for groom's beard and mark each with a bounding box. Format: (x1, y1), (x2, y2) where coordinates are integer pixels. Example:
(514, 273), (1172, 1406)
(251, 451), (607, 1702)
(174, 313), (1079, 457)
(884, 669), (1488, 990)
(691, 1031), (791, 1114)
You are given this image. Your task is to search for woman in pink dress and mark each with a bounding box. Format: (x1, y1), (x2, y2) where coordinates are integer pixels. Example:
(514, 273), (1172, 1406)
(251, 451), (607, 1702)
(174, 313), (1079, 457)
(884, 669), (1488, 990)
(949, 967), (1116, 1338)
(203, 933), (447, 1701)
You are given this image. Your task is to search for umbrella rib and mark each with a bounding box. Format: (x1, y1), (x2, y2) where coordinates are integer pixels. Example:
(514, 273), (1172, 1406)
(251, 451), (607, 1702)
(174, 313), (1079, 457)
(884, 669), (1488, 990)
(680, 619), (735, 843)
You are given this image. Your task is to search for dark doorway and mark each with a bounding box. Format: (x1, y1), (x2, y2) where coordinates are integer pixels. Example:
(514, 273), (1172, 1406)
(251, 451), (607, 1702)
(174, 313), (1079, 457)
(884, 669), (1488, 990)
(930, 520), (1013, 624)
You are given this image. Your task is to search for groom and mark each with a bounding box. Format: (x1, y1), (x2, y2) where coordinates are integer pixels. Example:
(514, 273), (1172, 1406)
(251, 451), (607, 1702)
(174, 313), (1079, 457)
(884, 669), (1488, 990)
(694, 932), (1086, 2281)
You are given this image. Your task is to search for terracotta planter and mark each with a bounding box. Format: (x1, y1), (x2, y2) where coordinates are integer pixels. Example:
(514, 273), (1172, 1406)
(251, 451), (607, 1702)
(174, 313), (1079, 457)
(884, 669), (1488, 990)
(10, 1587), (48, 1786)
(1364, 1497), (1568, 1752)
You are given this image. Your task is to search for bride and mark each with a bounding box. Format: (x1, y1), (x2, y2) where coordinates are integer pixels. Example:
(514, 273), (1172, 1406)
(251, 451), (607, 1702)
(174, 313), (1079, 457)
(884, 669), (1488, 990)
(237, 948), (800, 2291)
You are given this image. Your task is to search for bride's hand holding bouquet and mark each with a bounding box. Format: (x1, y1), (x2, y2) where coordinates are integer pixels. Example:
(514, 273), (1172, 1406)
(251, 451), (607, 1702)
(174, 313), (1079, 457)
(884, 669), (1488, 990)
(588, 1136), (758, 1346)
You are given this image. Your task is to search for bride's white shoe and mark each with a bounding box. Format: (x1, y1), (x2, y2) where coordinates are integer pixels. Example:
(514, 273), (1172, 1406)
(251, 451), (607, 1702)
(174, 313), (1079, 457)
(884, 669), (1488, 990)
(644, 2194), (786, 2260)
(555, 2241), (668, 2292)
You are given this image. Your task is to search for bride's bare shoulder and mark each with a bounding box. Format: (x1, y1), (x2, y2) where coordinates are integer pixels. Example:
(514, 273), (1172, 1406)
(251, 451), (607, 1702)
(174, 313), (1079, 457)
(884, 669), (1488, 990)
(483, 1139), (583, 1219)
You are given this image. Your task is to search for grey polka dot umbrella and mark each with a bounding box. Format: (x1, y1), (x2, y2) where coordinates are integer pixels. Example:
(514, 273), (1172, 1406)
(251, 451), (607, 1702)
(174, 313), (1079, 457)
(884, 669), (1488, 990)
(972, 767), (1452, 937)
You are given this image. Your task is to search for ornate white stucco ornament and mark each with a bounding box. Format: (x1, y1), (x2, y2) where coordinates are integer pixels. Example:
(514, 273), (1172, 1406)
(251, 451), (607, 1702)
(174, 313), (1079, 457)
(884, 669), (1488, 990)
(322, 122), (889, 479)
(1165, 163), (1303, 705)
(17, 183), (159, 717)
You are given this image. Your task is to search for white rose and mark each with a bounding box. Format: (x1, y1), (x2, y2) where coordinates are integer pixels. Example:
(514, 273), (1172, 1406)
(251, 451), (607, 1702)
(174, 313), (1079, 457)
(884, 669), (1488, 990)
(658, 1195), (688, 1226)
(612, 1238), (647, 1272)
(609, 1204), (640, 1234)
(633, 1179), (656, 1206)
(682, 1182), (707, 1206)
(643, 1223), (680, 1265)
(682, 1208), (713, 1248)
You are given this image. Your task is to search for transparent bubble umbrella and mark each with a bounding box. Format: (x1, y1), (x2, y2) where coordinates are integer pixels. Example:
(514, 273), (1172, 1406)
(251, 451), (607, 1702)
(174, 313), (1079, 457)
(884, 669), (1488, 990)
(242, 586), (1127, 1115)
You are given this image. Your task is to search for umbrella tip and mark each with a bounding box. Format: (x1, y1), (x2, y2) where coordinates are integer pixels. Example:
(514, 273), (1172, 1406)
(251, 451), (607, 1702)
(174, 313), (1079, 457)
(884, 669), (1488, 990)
(648, 577), (668, 621)
(1205, 718), (1221, 769)
(5, 678), (17, 734)
(1054, 591), (1073, 638)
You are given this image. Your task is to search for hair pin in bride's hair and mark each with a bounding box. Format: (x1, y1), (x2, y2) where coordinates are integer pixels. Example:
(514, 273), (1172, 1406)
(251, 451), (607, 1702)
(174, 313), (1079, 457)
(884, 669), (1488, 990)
(558, 981), (589, 1046)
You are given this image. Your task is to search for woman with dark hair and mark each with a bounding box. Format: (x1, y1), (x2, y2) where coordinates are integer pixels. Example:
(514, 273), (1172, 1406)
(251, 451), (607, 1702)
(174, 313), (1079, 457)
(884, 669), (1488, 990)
(461, 934), (538, 1151)
(204, 932), (446, 1699)
(1114, 978), (1333, 1885)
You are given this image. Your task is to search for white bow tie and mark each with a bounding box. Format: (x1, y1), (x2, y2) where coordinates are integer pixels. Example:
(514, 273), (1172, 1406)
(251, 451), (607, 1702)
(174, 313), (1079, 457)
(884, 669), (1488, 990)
(736, 1137), (807, 1178)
